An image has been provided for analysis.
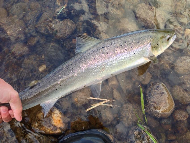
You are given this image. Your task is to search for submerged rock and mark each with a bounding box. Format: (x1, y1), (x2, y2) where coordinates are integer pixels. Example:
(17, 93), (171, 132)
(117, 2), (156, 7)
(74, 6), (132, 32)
(49, 19), (76, 39)
(134, 3), (155, 28)
(120, 102), (143, 127)
(0, 123), (18, 143)
(0, 8), (7, 18)
(173, 110), (188, 121)
(127, 125), (157, 143)
(174, 56), (190, 75)
(146, 82), (175, 118)
(172, 85), (190, 104)
(31, 107), (68, 135)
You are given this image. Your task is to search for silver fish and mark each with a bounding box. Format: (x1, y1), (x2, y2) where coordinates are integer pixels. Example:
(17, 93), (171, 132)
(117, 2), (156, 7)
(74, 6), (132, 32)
(17, 29), (176, 116)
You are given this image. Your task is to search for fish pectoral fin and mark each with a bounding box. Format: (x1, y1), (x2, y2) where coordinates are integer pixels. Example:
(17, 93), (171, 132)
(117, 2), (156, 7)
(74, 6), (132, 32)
(149, 55), (158, 63)
(40, 98), (58, 117)
(75, 34), (101, 54)
(90, 82), (102, 98)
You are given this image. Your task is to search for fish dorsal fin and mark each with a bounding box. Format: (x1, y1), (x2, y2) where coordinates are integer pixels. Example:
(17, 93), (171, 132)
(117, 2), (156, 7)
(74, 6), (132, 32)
(75, 35), (101, 54)
(40, 98), (58, 117)
(90, 82), (102, 98)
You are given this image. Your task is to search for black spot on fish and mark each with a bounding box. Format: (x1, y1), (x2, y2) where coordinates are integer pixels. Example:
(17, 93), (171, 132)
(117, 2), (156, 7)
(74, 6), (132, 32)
(102, 46), (105, 48)
(107, 52), (108, 54)
(125, 49), (127, 51)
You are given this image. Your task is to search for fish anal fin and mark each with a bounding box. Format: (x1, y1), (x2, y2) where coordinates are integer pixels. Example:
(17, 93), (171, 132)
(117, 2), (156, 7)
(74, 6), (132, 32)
(40, 99), (58, 117)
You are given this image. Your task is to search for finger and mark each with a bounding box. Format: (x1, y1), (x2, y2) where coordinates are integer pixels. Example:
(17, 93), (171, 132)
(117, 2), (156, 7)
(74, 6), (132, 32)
(0, 106), (12, 122)
(9, 91), (22, 121)
(9, 110), (14, 118)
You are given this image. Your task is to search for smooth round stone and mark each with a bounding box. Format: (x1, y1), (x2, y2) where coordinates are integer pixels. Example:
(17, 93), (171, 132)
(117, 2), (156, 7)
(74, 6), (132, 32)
(173, 110), (189, 121)
(172, 86), (190, 104)
(146, 82), (175, 118)
(174, 56), (190, 75)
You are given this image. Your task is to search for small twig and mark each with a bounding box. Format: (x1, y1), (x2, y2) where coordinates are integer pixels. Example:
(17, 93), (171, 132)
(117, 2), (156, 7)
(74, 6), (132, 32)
(86, 100), (111, 112)
(87, 97), (109, 101)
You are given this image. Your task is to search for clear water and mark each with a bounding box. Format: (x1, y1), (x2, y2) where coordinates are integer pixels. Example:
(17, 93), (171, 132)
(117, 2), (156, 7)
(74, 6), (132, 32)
(0, 0), (189, 142)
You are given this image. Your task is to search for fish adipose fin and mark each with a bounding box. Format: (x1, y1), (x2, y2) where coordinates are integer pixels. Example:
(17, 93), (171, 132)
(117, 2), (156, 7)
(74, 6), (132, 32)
(90, 82), (102, 98)
(75, 35), (101, 54)
(40, 98), (58, 117)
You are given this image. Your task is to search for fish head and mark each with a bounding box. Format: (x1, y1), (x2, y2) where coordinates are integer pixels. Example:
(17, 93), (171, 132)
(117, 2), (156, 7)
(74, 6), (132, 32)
(151, 29), (176, 57)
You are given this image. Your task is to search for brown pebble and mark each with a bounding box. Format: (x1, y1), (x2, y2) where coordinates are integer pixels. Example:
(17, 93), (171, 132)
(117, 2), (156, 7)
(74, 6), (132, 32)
(173, 110), (188, 121)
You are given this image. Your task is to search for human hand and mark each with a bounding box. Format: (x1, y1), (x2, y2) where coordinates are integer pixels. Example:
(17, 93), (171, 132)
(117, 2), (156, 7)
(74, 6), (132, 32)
(0, 78), (22, 123)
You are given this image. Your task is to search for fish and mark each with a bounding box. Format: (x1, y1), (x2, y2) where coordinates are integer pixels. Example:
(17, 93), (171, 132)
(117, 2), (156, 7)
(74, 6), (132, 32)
(1, 29), (176, 116)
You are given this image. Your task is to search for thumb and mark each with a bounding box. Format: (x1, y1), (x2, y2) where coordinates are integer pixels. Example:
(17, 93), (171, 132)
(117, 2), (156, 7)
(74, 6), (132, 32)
(9, 91), (22, 121)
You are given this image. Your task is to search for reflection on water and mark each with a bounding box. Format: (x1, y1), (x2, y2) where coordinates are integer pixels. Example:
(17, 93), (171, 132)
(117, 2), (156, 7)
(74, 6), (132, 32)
(0, 0), (190, 142)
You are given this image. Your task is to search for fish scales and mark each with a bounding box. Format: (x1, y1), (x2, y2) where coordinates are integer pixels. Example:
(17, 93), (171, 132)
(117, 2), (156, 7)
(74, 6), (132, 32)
(19, 29), (176, 111)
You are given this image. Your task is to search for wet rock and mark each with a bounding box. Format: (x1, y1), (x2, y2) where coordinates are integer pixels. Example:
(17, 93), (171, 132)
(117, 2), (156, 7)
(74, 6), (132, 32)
(134, 3), (155, 28)
(174, 56), (190, 75)
(108, 76), (119, 89)
(0, 0), (3, 7)
(146, 82), (175, 118)
(0, 8), (7, 18)
(40, 42), (66, 65)
(0, 17), (26, 42)
(0, 123), (18, 143)
(116, 72), (132, 94)
(186, 105), (190, 115)
(114, 122), (128, 141)
(160, 118), (172, 131)
(101, 108), (115, 126)
(116, 17), (139, 33)
(21, 55), (45, 77)
(139, 72), (152, 85)
(146, 115), (159, 128)
(72, 87), (91, 107)
(9, 2), (28, 19)
(49, 19), (76, 39)
(27, 36), (39, 46)
(171, 86), (190, 104)
(10, 43), (29, 57)
(167, 71), (181, 85)
(175, 120), (188, 135)
(177, 131), (190, 143)
(179, 74), (190, 90)
(32, 107), (68, 134)
(113, 89), (125, 104)
(120, 102), (143, 127)
(35, 12), (54, 35)
(167, 133), (176, 141)
(173, 110), (188, 121)
(127, 125), (157, 143)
